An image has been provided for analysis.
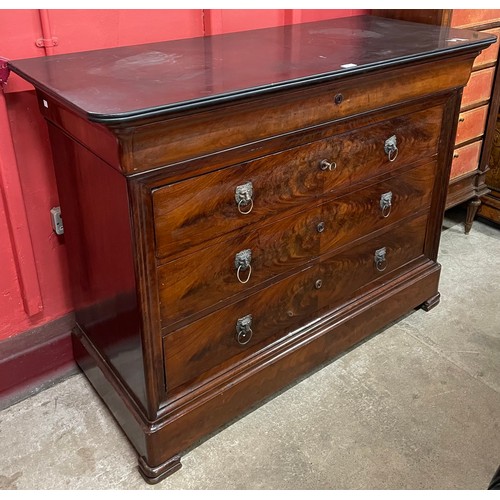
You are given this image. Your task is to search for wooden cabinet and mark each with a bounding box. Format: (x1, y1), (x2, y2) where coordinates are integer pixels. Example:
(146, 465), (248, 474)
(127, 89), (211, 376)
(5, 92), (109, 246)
(8, 16), (494, 483)
(373, 9), (500, 233)
(478, 112), (500, 223)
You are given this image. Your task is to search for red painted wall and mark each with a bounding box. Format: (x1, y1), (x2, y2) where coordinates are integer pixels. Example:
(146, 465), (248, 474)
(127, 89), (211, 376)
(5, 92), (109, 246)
(0, 9), (368, 341)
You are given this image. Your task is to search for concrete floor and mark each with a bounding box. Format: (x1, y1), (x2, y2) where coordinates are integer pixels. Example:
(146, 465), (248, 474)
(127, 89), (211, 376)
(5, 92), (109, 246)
(1, 208), (499, 489)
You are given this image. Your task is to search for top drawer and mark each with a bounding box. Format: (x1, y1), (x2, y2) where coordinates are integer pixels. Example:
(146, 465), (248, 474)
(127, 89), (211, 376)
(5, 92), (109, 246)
(153, 104), (444, 260)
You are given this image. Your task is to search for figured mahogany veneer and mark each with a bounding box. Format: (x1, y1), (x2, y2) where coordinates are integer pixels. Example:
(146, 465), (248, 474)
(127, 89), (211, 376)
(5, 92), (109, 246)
(152, 105), (443, 260)
(8, 15), (494, 484)
(158, 161), (436, 329)
(163, 214), (428, 392)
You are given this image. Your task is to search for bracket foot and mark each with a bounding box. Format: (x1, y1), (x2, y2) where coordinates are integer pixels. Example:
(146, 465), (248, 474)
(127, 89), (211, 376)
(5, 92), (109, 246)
(138, 455), (182, 484)
(421, 292), (441, 312)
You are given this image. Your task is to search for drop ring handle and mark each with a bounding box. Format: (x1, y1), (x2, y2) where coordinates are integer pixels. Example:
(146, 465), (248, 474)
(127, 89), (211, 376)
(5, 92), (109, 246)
(374, 247), (388, 272)
(236, 314), (253, 345)
(384, 135), (399, 162)
(237, 197), (254, 215)
(235, 181), (254, 215)
(235, 249), (252, 284)
(237, 264), (252, 284)
(380, 191), (393, 218)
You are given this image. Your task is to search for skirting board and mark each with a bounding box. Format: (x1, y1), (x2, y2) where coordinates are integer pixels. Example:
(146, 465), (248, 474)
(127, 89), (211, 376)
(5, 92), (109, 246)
(0, 313), (78, 410)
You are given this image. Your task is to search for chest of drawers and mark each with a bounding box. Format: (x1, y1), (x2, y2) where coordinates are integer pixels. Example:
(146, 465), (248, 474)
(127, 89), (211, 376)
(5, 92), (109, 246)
(9, 15), (495, 483)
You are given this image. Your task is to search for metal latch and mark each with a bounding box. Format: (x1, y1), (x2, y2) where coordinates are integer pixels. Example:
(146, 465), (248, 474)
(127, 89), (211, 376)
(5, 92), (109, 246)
(50, 206), (64, 235)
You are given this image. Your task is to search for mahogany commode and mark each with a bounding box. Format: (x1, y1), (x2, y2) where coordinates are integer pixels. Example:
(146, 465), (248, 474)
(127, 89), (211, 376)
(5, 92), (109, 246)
(9, 16), (495, 483)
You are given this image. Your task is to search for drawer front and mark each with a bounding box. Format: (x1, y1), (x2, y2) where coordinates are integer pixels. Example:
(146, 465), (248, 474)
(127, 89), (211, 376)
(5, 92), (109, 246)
(461, 67), (495, 109)
(450, 140), (482, 179)
(120, 57), (470, 173)
(162, 214), (428, 391)
(473, 28), (500, 68)
(153, 105), (443, 261)
(451, 9), (500, 27)
(157, 161), (436, 327)
(455, 105), (489, 145)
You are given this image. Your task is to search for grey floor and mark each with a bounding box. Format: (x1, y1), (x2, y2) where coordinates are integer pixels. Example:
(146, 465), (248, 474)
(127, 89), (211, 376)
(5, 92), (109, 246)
(1, 208), (499, 490)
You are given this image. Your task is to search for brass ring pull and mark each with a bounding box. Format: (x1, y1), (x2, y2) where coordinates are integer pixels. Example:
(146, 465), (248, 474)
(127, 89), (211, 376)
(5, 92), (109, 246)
(319, 159), (337, 171)
(384, 135), (398, 162)
(374, 247), (387, 272)
(380, 191), (393, 219)
(236, 314), (253, 345)
(236, 264), (252, 284)
(237, 197), (254, 215)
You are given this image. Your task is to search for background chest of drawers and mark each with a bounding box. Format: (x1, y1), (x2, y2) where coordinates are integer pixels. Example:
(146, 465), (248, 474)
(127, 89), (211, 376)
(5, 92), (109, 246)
(9, 16), (494, 483)
(478, 111), (500, 223)
(374, 9), (500, 233)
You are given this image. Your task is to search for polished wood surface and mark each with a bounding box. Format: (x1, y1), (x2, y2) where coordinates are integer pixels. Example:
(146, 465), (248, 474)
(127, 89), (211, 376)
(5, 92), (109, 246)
(163, 214), (427, 391)
(153, 104), (443, 259)
(47, 124), (149, 412)
(157, 162), (435, 328)
(115, 59), (466, 174)
(8, 15), (493, 483)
